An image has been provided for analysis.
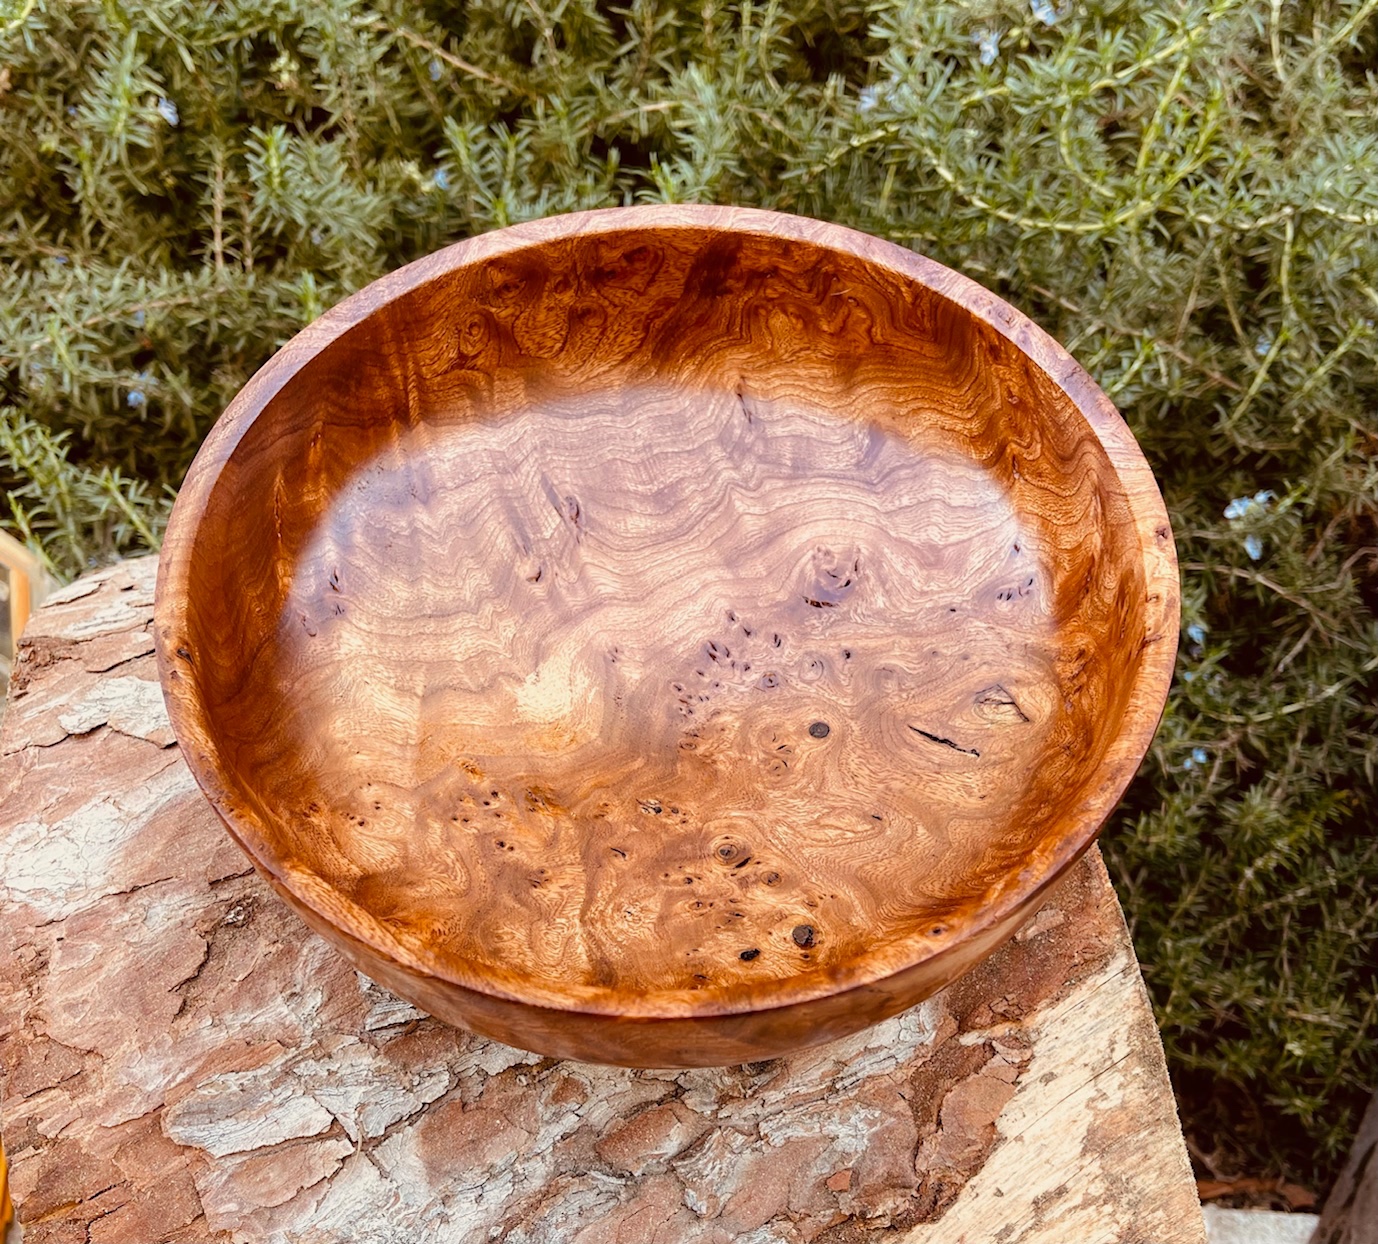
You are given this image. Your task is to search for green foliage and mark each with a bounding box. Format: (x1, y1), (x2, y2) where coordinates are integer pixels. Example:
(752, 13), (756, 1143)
(3, 0), (1376, 1186)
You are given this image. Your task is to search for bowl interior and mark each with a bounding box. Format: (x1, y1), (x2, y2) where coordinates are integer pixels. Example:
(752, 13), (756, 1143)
(170, 219), (1165, 1014)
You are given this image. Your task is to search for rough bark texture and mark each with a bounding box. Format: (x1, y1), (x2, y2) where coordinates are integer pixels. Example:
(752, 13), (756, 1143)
(1312, 1089), (1378, 1244)
(0, 558), (1205, 1244)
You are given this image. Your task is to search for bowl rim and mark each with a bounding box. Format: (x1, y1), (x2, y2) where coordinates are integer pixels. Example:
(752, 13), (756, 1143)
(155, 204), (1179, 1022)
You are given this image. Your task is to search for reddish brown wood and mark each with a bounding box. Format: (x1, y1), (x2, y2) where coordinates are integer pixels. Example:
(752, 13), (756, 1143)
(154, 205), (1178, 1066)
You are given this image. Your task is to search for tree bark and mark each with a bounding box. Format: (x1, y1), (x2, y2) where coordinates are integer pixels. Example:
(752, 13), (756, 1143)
(1313, 1088), (1378, 1244)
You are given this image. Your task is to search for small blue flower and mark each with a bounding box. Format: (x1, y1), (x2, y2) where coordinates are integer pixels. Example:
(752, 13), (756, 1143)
(1192, 747), (1209, 765)
(1186, 623), (1206, 645)
(132, 309), (146, 328)
(1224, 491), (1274, 521)
(858, 85), (881, 113)
(1181, 669), (1195, 682)
(974, 30), (1001, 65)
(1254, 333), (1273, 357)
(1030, 0), (1061, 25)
(1182, 756), (1194, 770)
(127, 389), (146, 407)
(156, 97), (179, 127)
(429, 58), (442, 81)
(434, 168), (451, 191)
(1244, 533), (1264, 561)
(311, 227), (324, 245)
(53, 254), (68, 265)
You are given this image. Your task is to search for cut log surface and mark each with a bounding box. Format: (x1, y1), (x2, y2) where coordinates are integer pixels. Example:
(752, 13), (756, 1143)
(0, 558), (1205, 1244)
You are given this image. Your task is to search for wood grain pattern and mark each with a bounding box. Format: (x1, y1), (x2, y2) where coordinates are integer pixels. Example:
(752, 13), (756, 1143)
(1, 559), (1205, 1243)
(154, 206), (1179, 1066)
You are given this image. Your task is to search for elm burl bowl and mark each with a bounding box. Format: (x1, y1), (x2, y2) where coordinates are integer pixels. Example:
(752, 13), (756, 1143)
(154, 206), (1178, 1068)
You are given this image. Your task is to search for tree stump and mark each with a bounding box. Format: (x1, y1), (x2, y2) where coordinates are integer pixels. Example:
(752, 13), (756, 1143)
(0, 558), (1206, 1244)
(1312, 1088), (1378, 1244)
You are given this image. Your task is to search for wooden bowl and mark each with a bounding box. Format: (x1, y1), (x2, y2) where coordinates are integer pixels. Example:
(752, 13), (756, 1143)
(155, 206), (1178, 1067)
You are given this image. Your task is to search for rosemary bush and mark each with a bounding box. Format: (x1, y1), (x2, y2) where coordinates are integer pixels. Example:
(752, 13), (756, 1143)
(2, 0), (1375, 1189)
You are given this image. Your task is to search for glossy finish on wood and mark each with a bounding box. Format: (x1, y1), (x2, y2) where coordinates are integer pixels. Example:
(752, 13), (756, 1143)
(154, 206), (1178, 1067)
